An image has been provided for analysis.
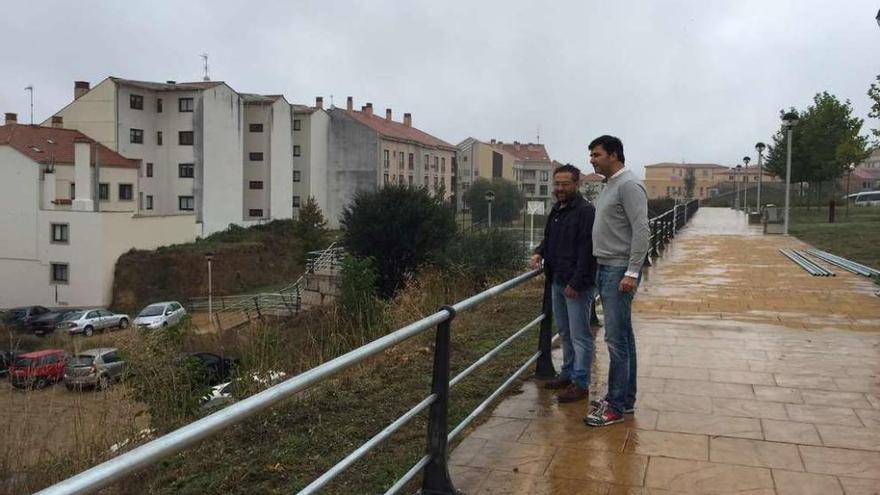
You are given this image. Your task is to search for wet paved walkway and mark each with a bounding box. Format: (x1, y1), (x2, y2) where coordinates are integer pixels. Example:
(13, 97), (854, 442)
(450, 207), (880, 494)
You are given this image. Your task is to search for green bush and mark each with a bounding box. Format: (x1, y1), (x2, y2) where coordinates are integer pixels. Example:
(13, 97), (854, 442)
(340, 185), (457, 298)
(463, 178), (525, 224)
(293, 196), (330, 263)
(338, 255), (386, 332)
(443, 229), (527, 289)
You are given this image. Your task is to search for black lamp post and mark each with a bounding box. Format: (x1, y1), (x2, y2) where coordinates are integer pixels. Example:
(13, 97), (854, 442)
(742, 156), (751, 213)
(755, 142), (766, 212)
(781, 111), (800, 234)
(485, 190), (495, 228)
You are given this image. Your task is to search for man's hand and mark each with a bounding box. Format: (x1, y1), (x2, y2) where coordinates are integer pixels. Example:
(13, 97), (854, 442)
(619, 276), (638, 293)
(529, 254), (543, 270)
(563, 285), (578, 299)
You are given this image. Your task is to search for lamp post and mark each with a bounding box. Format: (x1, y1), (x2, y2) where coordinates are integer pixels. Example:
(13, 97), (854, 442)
(205, 252), (215, 327)
(485, 190), (495, 228)
(781, 111), (799, 235)
(734, 165), (742, 210)
(755, 142), (766, 212)
(742, 156), (751, 213)
(846, 163), (855, 219)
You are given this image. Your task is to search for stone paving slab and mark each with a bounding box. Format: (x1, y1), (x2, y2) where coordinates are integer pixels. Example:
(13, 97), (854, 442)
(450, 208), (880, 494)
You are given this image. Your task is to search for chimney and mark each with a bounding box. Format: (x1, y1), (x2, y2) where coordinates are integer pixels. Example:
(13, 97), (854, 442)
(72, 137), (94, 211)
(4, 112), (17, 125)
(404, 113), (412, 127)
(365, 103), (373, 116)
(51, 116), (63, 128)
(315, 96), (323, 109)
(490, 139), (496, 144)
(166, 80), (176, 84)
(346, 96), (353, 111)
(385, 108), (392, 122)
(74, 81), (90, 100)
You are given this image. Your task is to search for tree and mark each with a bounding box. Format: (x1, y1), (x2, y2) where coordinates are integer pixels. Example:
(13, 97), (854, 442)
(683, 169), (696, 198)
(463, 178), (525, 224)
(869, 74), (880, 144)
(340, 185), (457, 298)
(763, 93), (869, 196)
(293, 196), (329, 262)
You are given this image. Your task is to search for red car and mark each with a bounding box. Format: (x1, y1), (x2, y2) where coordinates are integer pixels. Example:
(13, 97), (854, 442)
(8, 349), (67, 389)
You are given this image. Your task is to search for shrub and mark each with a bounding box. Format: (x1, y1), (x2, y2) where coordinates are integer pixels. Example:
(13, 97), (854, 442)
(340, 185), (457, 298)
(463, 178), (525, 224)
(443, 229), (527, 289)
(338, 255), (385, 332)
(293, 196), (330, 263)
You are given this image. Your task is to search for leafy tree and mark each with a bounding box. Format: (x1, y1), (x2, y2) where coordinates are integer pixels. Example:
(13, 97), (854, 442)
(340, 185), (457, 298)
(868, 74), (880, 144)
(293, 196), (329, 262)
(683, 169), (696, 198)
(463, 178), (525, 224)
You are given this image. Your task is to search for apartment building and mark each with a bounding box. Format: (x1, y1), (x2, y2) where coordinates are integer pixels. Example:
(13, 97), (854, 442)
(455, 138), (517, 211)
(503, 141), (554, 210)
(324, 98), (456, 228)
(291, 98), (330, 218)
(0, 117), (194, 308)
(644, 162), (782, 200)
(45, 78), (293, 235)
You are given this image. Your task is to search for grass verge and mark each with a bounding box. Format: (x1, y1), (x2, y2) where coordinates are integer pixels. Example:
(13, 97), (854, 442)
(789, 206), (880, 269)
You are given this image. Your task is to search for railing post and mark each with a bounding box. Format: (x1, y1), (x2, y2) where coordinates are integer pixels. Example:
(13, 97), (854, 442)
(253, 296), (262, 320)
(534, 277), (556, 378)
(421, 306), (459, 495)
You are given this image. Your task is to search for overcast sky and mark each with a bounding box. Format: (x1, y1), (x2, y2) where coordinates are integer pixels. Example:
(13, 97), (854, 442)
(1, 0), (878, 178)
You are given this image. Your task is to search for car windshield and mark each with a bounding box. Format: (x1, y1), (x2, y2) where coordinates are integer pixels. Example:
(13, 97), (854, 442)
(62, 311), (85, 321)
(13, 357), (33, 367)
(69, 355), (95, 367)
(138, 305), (165, 317)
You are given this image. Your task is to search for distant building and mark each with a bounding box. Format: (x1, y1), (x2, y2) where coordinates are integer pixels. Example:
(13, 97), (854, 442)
(579, 171), (606, 202)
(857, 147), (880, 169)
(501, 141), (554, 210)
(455, 138), (518, 211)
(291, 98), (330, 218)
(644, 162), (780, 200)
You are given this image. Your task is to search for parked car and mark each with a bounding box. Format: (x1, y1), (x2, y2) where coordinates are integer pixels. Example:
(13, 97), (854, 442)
(134, 301), (187, 330)
(201, 370), (287, 411)
(28, 308), (82, 336)
(64, 348), (127, 390)
(3, 306), (52, 330)
(59, 309), (130, 337)
(177, 352), (239, 386)
(8, 349), (67, 389)
(0, 350), (19, 377)
(853, 191), (880, 206)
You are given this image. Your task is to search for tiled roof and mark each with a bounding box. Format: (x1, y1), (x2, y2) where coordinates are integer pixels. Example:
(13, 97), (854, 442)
(344, 110), (455, 151)
(291, 104), (317, 114)
(0, 124), (137, 168)
(582, 172), (605, 183)
(111, 77), (223, 92)
(241, 93), (284, 104)
(854, 167), (880, 179)
(645, 162), (728, 169)
(494, 142), (550, 161)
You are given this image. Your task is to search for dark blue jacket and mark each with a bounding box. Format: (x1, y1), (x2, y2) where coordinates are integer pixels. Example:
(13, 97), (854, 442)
(534, 193), (597, 291)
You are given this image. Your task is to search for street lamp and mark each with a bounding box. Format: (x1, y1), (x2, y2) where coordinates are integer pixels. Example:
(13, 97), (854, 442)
(781, 111), (799, 235)
(742, 156), (751, 213)
(734, 165), (742, 210)
(485, 190), (495, 228)
(755, 142), (766, 212)
(876, 8), (879, 28)
(205, 251), (215, 327)
(846, 163), (856, 218)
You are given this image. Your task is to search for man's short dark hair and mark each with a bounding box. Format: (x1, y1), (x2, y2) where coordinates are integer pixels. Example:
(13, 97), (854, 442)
(589, 135), (625, 164)
(553, 163), (580, 181)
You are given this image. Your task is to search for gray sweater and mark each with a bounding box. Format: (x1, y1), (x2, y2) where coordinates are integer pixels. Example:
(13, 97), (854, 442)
(592, 169), (650, 274)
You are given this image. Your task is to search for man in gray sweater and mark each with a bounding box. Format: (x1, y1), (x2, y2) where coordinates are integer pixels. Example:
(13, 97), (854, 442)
(583, 135), (650, 427)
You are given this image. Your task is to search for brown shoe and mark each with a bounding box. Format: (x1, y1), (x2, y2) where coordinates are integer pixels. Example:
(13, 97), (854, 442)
(543, 376), (572, 390)
(557, 384), (588, 403)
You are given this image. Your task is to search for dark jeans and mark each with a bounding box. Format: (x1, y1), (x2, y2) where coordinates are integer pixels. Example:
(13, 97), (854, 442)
(597, 265), (638, 414)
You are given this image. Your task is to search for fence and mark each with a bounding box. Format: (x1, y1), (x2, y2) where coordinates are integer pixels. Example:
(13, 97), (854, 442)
(39, 203), (699, 495)
(647, 199), (699, 262)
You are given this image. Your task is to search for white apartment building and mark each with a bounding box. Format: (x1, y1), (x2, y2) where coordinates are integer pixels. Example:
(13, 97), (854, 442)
(292, 98), (330, 218)
(45, 78), (293, 236)
(0, 117), (195, 308)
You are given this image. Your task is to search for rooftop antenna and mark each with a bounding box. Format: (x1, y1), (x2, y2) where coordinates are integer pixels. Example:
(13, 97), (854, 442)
(199, 53), (210, 81)
(330, 94), (334, 107)
(24, 85), (33, 124)
(536, 125), (541, 144)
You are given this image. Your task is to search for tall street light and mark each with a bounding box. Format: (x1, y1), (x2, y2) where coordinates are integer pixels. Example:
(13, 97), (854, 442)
(485, 190), (495, 228)
(205, 251), (215, 328)
(846, 163), (855, 219)
(755, 142), (766, 212)
(734, 165), (742, 210)
(781, 111), (799, 235)
(742, 156), (751, 213)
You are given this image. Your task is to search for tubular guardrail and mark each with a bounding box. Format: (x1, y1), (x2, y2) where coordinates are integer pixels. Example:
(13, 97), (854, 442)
(647, 199), (699, 263)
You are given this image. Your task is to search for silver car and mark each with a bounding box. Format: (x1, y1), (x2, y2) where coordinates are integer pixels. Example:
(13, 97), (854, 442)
(64, 347), (127, 390)
(60, 309), (130, 337)
(134, 301), (186, 330)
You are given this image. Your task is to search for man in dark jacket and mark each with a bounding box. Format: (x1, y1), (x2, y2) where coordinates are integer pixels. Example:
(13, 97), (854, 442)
(529, 164), (598, 403)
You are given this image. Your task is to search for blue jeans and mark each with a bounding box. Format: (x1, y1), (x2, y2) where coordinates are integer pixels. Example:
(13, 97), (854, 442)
(597, 265), (638, 414)
(551, 281), (595, 389)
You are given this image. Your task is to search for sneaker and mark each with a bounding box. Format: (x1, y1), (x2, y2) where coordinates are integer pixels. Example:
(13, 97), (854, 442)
(584, 400), (625, 427)
(543, 376), (572, 390)
(557, 384), (588, 403)
(589, 399), (635, 414)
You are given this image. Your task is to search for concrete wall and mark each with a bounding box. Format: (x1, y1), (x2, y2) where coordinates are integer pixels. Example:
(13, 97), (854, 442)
(199, 85), (245, 235)
(243, 102), (271, 219)
(0, 147), (39, 261)
(327, 109), (381, 228)
(293, 109), (330, 217)
(48, 78), (118, 151)
(269, 98), (293, 221)
(50, 164), (139, 212)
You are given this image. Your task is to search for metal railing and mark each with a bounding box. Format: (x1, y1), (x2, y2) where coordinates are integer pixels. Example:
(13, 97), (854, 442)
(647, 199), (699, 262)
(37, 269), (557, 495)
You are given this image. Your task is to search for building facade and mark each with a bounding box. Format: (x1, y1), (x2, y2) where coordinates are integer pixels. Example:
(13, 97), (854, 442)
(644, 162), (781, 200)
(292, 99), (330, 218)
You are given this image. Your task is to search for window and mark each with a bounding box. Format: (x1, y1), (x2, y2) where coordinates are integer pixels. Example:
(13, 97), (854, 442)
(178, 196), (194, 211)
(540, 185), (548, 196)
(249, 123), (264, 132)
(249, 209), (264, 217)
(157, 131), (163, 146)
(249, 181), (264, 190)
(293, 145), (301, 157)
(384, 149), (390, 169)
(51, 223), (69, 244)
(292, 195), (301, 207)
(398, 153), (404, 170)
(434, 176), (439, 187)
(178, 163), (194, 178)
(523, 183), (536, 194)
(293, 171), (301, 182)
(103, 352), (120, 364)
(441, 157), (446, 173)
(293, 119), (302, 131)
(51, 263), (69, 284)
(702, 169), (708, 177)
(408, 175), (413, 186)
(179, 131), (194, 145)
(434, 156), (439, 170)
(408, 153), (414, 170)
(98, 183), (109, 201)
(383, 173), (389, 185)
(119, 183), (133, 201)
(541, 171), (550, 181)
(424, 154), (430, 170)
(157, 98), (163, 113)
(130, 128), (144, 144)
(146, 163), (153, 177)
(145, 195), (154, 210)
(130, 94), (143, 110)
(398, 174), (404, 184)
(69, 183), (75, 199)
(249, 152), (264, 161)
(424, 175), (429, 185)
(179, 97), (194, 112)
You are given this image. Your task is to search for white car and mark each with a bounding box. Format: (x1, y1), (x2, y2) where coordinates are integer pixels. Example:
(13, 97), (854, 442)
(60, 309), (130, 337)
(200, 370), (287, 411)
(134, 301), (186, 330)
